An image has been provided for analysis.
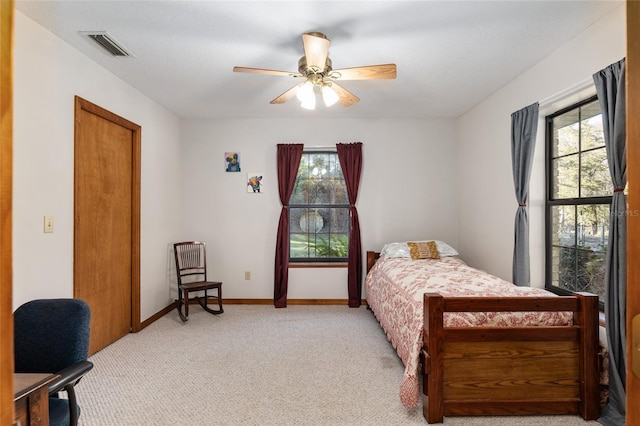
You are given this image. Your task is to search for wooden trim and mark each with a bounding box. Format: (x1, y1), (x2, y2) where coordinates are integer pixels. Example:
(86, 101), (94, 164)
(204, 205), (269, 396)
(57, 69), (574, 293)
(219, 299), (272, 305)
(220, 298), (366, 305)
(289, 263), (347, 268)
(0, 1), (13, 424)
(627, 0), (640, 424)
(140, 304), (175, 329)
(130, 111), (141, 332)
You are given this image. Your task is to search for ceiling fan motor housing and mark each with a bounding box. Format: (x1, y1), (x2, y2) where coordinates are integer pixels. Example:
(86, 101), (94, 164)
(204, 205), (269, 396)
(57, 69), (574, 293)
(298, 56), (332, 77)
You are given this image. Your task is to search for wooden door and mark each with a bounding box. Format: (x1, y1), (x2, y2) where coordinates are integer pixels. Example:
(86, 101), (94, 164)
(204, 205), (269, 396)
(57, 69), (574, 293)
(74, 96), (141, 355)
(627, 1), (639, 424)
(0, 1), (13, 423)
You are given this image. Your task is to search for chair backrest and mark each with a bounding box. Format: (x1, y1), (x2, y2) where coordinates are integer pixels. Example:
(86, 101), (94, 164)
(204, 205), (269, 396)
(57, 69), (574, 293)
(14, 298), (91, 373)
(174, 241), (208, 285)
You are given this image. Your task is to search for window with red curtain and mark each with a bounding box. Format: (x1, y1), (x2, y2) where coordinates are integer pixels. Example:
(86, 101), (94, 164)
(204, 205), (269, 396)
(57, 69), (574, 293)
(289, 151), (349, 263)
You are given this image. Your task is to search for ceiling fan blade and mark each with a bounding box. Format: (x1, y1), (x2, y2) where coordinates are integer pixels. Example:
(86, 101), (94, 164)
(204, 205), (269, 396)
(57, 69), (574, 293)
(270, 84), (301, 104)
(330, 83), (360, 107)
(233, 66), (302, 78)
(302, 33), (330, 72)
(330, 64), (397, 80)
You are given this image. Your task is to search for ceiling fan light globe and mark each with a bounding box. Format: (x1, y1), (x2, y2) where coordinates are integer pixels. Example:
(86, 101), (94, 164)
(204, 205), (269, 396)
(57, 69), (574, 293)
(301, 96), (316, 110)
(322, 85), (339, 107)
(296, 81), (314, 102)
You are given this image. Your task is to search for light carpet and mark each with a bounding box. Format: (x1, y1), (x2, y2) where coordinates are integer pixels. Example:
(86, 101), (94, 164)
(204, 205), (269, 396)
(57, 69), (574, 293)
(77, 305), (601, 425)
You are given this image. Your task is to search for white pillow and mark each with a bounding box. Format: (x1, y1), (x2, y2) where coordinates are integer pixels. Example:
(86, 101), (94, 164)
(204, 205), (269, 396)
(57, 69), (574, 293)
(380, 240), (459, 257)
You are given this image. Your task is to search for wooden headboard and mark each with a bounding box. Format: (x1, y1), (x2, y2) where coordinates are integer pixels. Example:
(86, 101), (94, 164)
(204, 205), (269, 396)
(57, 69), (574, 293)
(366, 251), (381, 274)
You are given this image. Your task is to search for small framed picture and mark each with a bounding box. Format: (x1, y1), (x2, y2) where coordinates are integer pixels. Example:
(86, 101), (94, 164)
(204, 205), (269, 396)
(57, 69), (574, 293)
(247, 173), (263, 193)
(225, 152), (241, 172)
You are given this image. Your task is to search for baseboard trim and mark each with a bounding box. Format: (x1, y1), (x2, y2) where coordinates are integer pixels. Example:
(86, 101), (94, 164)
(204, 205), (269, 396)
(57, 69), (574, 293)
(140, 303), (175, 330)
(139, 298), (368, 331)
(223, 298), (367, 305)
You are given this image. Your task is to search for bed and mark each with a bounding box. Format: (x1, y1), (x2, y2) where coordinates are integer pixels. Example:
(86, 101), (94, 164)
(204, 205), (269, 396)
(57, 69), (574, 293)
(364, 241), (600, 424)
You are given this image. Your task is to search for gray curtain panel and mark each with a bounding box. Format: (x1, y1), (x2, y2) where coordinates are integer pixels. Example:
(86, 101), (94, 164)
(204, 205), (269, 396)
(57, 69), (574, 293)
(594, 58), (627, 426)
(511, 102), (539, 286)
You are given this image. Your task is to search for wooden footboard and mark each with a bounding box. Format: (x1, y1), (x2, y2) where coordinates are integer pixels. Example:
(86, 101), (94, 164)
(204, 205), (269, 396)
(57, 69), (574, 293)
(422, 292), (600, 423)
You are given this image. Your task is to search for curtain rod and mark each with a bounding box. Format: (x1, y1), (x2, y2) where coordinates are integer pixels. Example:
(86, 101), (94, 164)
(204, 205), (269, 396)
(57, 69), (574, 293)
(538, 76), (594, 107)
(300, 145), (336, 151)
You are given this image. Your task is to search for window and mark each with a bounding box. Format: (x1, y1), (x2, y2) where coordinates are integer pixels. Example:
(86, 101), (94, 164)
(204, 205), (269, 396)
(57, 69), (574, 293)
(289, 151), (349, 262)
(546, 96), (610, 307)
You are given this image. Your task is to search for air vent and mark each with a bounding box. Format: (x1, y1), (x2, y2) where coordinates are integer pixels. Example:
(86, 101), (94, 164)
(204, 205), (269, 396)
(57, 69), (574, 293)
(80, 31), (132, 57)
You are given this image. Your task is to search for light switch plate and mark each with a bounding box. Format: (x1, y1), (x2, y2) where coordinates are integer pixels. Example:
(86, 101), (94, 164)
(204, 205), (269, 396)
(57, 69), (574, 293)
(44, 216), (54, 233)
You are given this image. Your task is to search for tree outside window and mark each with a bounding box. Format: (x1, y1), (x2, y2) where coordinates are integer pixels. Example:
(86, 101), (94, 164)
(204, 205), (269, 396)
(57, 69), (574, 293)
(289, 152), (349, 262)
(546, 97), (612, 307)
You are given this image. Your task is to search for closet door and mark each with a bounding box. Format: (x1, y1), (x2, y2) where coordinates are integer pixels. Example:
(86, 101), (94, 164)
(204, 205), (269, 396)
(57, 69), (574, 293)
(74, 96), (141, 354)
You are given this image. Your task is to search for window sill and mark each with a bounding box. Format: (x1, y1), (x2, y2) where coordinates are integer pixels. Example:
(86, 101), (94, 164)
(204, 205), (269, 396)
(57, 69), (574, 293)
(289, 262), (348, 268)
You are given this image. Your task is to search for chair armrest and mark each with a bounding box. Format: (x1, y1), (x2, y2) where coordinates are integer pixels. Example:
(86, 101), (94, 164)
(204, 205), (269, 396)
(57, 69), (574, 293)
(48, 360), (94, 395)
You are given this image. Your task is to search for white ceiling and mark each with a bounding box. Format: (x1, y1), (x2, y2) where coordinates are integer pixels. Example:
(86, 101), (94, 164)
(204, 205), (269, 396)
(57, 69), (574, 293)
(15, 0), (622, 119)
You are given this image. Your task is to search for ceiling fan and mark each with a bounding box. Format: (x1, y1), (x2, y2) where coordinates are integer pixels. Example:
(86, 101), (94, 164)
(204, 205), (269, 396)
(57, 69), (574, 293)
(233, 32), (397, 109)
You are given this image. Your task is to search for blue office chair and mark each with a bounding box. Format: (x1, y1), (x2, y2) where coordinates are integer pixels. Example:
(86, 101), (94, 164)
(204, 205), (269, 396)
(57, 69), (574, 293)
(14, 299), (94, 426)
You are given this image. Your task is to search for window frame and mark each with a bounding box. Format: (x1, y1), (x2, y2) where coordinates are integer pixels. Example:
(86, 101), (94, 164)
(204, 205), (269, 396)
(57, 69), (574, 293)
(288, 150), (350, 264)
(544, 95), (609, 310)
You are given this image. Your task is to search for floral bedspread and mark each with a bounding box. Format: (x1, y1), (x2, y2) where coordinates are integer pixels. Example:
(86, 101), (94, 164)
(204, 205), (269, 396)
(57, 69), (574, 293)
(364, 256), (572, 409)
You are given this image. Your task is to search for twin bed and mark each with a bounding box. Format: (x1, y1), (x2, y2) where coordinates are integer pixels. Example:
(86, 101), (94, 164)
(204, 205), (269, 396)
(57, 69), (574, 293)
(364, 241), (601, 424)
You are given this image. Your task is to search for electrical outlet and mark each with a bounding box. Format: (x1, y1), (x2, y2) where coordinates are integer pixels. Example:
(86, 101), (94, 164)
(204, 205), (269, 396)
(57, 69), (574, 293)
(244, 271), (251, 280)
(44, 216), (54, 233)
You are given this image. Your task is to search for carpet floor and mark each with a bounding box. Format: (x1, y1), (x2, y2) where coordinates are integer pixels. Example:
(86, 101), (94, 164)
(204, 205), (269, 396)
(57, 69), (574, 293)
(76, 305), (601, 425)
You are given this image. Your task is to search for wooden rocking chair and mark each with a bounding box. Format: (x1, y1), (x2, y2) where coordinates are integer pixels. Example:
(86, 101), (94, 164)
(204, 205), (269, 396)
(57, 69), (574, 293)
(173, 241), (223, 321)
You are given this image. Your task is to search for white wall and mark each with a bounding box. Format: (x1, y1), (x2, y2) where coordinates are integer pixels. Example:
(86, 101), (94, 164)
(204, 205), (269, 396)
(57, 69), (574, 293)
(180, 118), (459, 300)
(15, 2), (621, 315)
(13, 11), (183, 320)
(14, 10), (459, 311)
(456, 5), (626, 286)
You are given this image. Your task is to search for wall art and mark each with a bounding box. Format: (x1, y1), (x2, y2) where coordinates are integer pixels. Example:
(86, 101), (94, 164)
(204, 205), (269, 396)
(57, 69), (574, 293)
(247, 173), (263, 193)
(225, 152), (241, 172)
